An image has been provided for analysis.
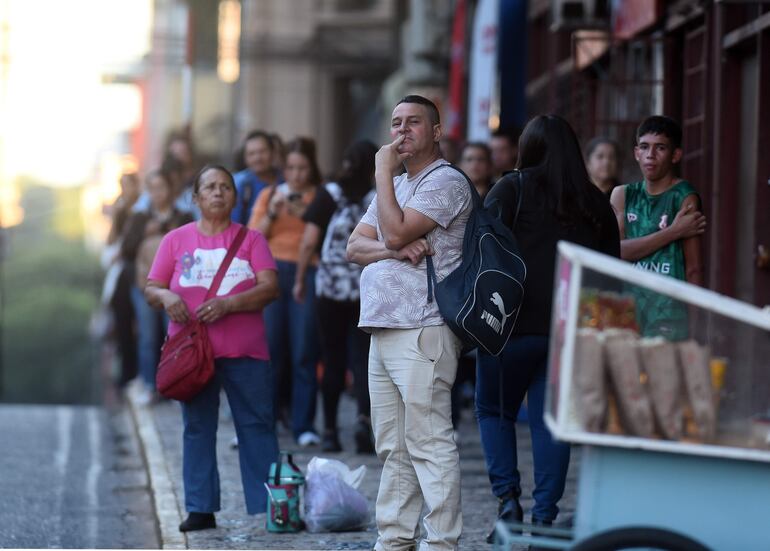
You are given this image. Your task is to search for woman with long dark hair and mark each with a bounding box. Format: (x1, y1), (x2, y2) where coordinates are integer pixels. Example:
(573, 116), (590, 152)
(475, 115), (620, 541)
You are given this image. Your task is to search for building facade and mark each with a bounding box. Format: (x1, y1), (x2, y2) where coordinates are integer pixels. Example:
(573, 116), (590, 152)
(526, 0), (770, 308)
(138, 0), (456, 179)
(135, 0), (769, 306)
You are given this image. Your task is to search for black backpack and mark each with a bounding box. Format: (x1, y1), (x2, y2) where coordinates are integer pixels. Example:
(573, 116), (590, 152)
(425, 166), (525, 356)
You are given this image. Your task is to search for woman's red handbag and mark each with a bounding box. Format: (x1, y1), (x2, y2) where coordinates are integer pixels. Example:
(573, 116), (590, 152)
(156, 226), (248, 401)
(156, 320), (215, 401)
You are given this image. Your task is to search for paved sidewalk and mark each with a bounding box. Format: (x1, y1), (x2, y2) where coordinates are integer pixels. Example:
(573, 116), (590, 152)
(127, 384), (578, 550)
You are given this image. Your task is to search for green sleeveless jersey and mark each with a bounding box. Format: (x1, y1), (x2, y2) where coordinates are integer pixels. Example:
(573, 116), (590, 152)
(624, 180), (698, 340)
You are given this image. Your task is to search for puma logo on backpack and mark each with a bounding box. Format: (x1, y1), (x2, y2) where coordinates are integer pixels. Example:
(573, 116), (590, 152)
(482, 291), (513, 335)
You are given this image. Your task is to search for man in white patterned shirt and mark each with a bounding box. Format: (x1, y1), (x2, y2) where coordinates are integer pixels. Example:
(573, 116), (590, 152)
(347, 95), (472, 551)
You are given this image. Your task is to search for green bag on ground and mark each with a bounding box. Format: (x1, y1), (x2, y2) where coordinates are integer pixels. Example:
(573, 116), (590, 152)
(265, 451), (305, 533)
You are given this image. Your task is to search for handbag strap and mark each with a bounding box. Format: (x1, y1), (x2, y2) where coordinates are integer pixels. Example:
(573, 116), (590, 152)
(273, 455), (283, 485)
(272, 451), (300, 485)
(204, 225), (248, 301)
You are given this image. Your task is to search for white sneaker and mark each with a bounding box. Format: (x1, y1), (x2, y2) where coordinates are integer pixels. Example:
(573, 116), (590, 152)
(297, 431), (321, 447)
(230, 436), (239, 449)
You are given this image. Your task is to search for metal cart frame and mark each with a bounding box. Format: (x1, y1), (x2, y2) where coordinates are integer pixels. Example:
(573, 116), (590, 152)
(494, 242), (770, 550)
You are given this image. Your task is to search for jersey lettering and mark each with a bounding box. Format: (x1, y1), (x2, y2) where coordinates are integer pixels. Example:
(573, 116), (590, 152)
(635, 260), (671, 275)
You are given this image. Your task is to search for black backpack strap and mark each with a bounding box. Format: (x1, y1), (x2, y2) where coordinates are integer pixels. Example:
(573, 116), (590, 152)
(412, 162), (481, 207)
(439, 163), (483, 209)
(422, 163), (478, 304)
(427, 255), (436, 303)
(411, 163), (450, 196)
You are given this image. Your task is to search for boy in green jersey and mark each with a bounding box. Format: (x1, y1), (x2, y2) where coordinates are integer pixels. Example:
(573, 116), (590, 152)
(610, 116), (707, 339)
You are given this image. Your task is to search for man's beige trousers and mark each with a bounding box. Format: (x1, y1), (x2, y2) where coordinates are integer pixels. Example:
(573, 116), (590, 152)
(369, 325), (462, 551)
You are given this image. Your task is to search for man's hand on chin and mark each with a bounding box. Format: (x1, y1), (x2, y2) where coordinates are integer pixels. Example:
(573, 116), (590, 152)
(376, 134), (412, 178)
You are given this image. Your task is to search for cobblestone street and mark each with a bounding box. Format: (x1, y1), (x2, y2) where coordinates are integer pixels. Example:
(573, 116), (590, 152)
(129, 384), (578, 550)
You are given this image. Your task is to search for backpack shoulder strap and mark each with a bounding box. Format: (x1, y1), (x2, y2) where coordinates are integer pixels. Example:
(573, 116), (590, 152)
(412, 163), (480, 203)
(410, 163), (449, 196)
(423, 163), (480, 304)
(431, 163), (482, 209)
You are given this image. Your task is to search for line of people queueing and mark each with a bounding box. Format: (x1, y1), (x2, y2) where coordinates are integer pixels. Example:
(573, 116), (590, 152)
(104, 130), (384, 452)
(105, 129), (538, 449)
(101, 108), (649, 542)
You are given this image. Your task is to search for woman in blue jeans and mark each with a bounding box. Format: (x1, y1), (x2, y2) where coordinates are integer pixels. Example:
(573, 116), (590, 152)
(476, 115), (620, 542)
(249, 137), (323, 446)
(146, 165), (280, 532)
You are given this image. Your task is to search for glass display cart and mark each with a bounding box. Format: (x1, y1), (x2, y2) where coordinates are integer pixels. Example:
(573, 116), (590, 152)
(495, 241), (770, 550)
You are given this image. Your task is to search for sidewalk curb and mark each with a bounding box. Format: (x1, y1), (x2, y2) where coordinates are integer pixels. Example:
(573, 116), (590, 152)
(126, 386), (187, 550)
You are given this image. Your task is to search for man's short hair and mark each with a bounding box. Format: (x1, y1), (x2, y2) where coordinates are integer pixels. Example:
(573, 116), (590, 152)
(396, 95), (440, 126)
(491, 128), (521, 145)
(637, 116), (682, 149)
(244, 129), (274, 149)
(461, 141), (492, 161)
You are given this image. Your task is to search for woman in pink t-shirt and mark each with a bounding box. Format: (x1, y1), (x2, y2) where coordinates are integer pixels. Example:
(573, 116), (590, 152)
(145, 165), (279, 533)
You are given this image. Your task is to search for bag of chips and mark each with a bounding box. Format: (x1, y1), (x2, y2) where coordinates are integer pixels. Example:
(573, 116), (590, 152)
(677, 340), (716, 441)
(639, 337), (683, 439)
(604, 329), (654, 437)
(574, 328), (606, 432)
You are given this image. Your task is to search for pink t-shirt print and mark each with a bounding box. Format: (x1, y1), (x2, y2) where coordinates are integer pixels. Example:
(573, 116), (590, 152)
(148, 222), (277, 360)
(178, 247), (257, 295)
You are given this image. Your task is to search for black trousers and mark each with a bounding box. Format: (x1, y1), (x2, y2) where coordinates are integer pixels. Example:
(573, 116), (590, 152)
(110, 267), (137, 387)
(317, 297), (370, 431)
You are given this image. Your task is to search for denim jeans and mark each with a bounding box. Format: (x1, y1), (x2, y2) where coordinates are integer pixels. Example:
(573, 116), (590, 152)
(475, 335), (570, 522)
(181, 357), (278, 514)
(263, 260), (320, 438)
(111, 267), (137, 386)
(130, 285), (166, 389)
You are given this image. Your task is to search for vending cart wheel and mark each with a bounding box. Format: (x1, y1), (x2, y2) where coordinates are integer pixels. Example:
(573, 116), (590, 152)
(570, 526), (710, 551)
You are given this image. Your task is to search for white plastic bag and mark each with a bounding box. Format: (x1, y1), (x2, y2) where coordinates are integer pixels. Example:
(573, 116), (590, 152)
(304, 457), (369, 532)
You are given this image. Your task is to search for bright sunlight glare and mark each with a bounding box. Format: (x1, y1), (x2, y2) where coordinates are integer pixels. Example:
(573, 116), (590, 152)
(1, 0), (152, 186)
